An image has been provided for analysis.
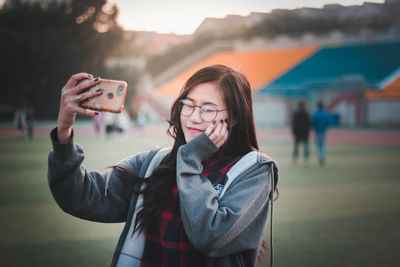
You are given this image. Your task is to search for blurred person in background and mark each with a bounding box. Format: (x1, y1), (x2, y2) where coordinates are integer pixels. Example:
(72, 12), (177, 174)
(312, 101), (331, 166)
(291, 101), (310, 165)
(14, 108), (26, 137)
(136, 109), (148, 128)
(47, 65), (278, 267)
(26, 107), (35, 140)
(91, 111), (103, 136)
(104, 109), (130, 138)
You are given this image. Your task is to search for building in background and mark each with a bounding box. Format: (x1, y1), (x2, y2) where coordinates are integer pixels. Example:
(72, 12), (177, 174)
(152, 41), (400, 127)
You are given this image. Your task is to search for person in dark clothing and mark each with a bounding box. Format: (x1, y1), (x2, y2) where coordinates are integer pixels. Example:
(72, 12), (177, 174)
(26, 108), (35, 139)
(291, 101), (311, 165)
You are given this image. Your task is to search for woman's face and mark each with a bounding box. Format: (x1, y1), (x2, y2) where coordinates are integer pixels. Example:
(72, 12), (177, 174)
(180, 82), (228, 143)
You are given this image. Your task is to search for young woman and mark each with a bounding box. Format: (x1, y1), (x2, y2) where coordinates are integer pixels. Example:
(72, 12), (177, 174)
(48, 64), (278, 267)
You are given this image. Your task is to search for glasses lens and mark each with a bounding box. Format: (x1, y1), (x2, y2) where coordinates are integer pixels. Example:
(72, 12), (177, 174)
(201, 105), (217, 122)
(179, 99), (194, 116)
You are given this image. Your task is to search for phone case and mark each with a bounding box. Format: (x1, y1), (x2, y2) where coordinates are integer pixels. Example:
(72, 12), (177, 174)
(80, 79), (127, 113)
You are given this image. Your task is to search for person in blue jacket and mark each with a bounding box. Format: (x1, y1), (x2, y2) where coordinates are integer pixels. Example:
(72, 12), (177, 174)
(311, 101), (331, 166)
(48, 65), (278, 267)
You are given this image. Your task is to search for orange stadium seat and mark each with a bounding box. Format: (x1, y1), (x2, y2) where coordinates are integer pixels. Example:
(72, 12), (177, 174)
(156, 46), (318, 97)
(366, 73), (400, 99)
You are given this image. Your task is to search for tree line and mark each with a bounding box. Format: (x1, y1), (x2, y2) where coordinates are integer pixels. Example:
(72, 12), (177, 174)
(0, 0), (131, 120)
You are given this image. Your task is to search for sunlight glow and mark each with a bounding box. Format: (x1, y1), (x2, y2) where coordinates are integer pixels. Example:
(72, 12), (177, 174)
(112, 0), (385, 34)
(0, 0), (385, 34)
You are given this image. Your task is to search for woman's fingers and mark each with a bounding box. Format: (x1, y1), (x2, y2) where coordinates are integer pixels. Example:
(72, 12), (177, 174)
(75, 106), (99, 117)
(61, 76), (101, 112)
(257, 250), (264, 264)
(57, 73), (99, 143)
(63, 86), (102, 110)
(76, 87), (103, 102)
(62, 97), (99, 116)
(72, 77), (100, 95)
(207, 121), (222, 142)
(61, 75), (99, 102)
(58, 74), (101, 126)
(257, 240), (270, 264)
(205, 123), (214, 136)
(217, 121), (229, 146)
(207, 120), (229, 148)
(262, 239), (270, 253)
(213, 128), (225, 147)
(205, 120), (219, 136)
(61, 76), (95, 103)
(64, 73), (93, 89)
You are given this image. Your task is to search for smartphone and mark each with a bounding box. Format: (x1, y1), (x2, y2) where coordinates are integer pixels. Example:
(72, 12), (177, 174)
(79, 79), (128, 113)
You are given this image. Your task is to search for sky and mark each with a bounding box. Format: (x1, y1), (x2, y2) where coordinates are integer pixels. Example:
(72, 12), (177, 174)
(112, 0), (385, 34)
(0, 0), (385, 34)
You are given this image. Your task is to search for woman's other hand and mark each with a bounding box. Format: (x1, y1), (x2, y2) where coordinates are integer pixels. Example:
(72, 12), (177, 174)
(257, 239), (270, 264)
(57, 73), (102, 143)
(205, 120), (229, 148)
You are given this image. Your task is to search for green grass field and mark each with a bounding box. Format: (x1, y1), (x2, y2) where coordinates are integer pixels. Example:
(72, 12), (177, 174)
(0, 128), (399, 267)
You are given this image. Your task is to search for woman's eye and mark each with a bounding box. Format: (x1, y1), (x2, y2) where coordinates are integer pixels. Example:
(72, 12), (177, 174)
(202, 105), (216, 112)
(181, 99), (193, 106)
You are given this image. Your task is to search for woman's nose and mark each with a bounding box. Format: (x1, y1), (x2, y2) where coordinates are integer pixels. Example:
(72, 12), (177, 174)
(189, 106), (203, 122)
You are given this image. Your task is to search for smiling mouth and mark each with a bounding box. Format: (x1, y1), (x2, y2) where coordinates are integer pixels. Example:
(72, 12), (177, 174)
(187, 127), (204, 133)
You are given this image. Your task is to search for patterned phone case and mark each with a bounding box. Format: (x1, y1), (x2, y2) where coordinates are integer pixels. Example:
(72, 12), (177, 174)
(80, 79), (127, 113)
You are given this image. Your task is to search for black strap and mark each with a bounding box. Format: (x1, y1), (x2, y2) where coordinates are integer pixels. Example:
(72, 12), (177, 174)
(269, 164), (276, 267)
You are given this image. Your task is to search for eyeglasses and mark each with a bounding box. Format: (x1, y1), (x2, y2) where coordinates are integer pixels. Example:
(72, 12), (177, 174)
(178, 99), (227, 122)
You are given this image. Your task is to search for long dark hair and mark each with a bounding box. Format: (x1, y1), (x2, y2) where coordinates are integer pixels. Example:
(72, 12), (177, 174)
(117, 64), (259, 232)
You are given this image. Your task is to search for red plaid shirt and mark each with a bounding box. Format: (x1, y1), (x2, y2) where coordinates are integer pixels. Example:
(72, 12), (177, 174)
(141, 151), (244, 267)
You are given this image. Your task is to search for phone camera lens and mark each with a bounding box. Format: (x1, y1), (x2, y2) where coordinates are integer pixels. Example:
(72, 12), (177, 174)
(117, 85), (124, 96)
(107, 92), (114, 99)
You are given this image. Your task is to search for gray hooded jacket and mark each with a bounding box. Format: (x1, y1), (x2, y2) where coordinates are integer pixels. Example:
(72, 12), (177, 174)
(48, 128), (278, 267)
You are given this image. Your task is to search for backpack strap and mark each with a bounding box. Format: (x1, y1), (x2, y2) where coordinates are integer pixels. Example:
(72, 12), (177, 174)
(219, 150), (277, 267)
(144, 147), (171, 177)
(110, 147), (170, 267)
(219, 151), (258, 199)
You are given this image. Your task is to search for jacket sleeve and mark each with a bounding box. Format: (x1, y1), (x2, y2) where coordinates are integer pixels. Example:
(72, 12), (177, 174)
(47, 127), (149, 223)
(176, 133), (275, 257)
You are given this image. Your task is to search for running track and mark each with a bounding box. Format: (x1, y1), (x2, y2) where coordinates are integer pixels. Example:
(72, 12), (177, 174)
(1, 124), (400, 146)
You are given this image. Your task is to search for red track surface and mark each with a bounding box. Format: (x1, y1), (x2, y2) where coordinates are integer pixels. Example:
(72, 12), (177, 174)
(257, 128), (400, 146)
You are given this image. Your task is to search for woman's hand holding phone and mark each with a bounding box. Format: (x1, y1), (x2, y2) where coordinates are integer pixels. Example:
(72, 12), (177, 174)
(205, 120), (229, 148)
(57, 73), (102, 143)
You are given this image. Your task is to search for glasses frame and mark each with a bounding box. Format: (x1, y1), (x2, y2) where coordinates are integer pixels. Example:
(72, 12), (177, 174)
(178, 99), (228, 122)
